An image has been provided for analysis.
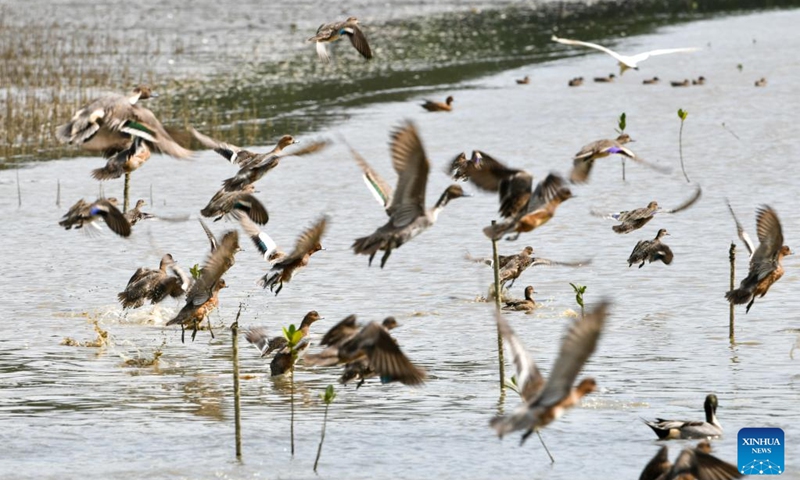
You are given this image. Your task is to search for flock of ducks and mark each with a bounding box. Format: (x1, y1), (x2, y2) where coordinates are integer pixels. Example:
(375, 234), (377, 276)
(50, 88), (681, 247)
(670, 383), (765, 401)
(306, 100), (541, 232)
(50, 17), (792, 477)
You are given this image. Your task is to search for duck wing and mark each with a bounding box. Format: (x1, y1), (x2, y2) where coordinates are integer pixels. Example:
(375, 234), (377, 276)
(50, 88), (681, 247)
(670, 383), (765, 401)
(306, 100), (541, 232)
(749, 205), (784, 280)
(124, 105), (192, 159)
(639, 446), (670, 480)
(319, 315), (360, 346)
(186, 230), (239, 306)
(198, 218), (219, 252)
(498, 171), (534, 218)
(91, 199), (131, 237)
(387, 122), (429, 227)
(343, 322), (426, 386)
(726, 201), (755, 258)
(456, 151), (526, 193)
(668, 448), (741, 480)
(190, 128), (244, 164)
(495, 311), (544, 402)
(346, 139), (393, 212)
(533, 301), (608, 408)
(525, 173), (567, 214)
(245, 327), (272, 356)
(664, 186), (702, 214)
(236, 212), (278, 261)
(346, 25), (372, 59)
(272, 216), (327, 269)
(531, 257), (592, 267)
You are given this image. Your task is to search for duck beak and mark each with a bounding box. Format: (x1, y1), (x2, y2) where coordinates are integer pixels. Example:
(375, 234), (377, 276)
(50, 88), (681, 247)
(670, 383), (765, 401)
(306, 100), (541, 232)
(150, 92), (160, 98)
(461, 193), (473, 198)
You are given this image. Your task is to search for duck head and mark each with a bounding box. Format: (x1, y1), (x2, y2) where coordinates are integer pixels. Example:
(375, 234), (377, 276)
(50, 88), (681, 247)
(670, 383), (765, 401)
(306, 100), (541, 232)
(647, 201), (659, 210)
(135, 199), (147, 209)
(301, 310), (322, 328)
(780, 245), (793, 257)
(704, 394), (719, 421)
(276, 135), (298, 150)
(435, 184), (470, 208)
(131, 85), (157, 103)
(216, 278), (228, 290)
(576, 378), (597, 396)
(655, 228), (670, 239)
(524, 285), (536, 300)
(616, 133), (633, 144)
(445, 96), (454, 106)
(521, 246), (534, 256)
(159, 253), (176, 270)
(382, 317), (398, 330)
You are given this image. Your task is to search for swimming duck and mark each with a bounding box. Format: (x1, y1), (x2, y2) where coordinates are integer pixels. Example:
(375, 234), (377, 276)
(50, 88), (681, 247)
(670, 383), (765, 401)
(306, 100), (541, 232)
(725, 205), (792, 312)
(201, 184), (269, 225)
(305, 315), (426, 387)
(642, 76), (660, 85)
(516, 76), (531, 85)
(570, 134), (669, 184)
(124, 199), (156, 226)
(91, 137), (151, 180)
(503, 286), (537, 312)
(754, 77), (767, 87)
(491, 301), (608, 444)
(594, 73), (615, 83)
(118, 254), (178, 309)
(308, 16), (372, 62)
(628, 229), (673, 268)
(56, 85), (191, 161)
(351, 122), (469, 267)
(552, 35), (698, 74)
(166, 230), (239, 342)
(421, 96), (454, 112)
(59, 197), (131, 237)
(245, 311), (322, 376)
(670, 79), (690, 87)
(639, 442), (741, 480)
(692, 76), (706, 85)
(568, 77), (584, 87)
(643, 394), (723, 440)
(259, 216), (327, 295)
(592, 186), (702, 234)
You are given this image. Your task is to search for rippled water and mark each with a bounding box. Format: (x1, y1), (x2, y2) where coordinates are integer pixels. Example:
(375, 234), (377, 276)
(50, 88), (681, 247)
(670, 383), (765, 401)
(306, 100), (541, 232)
(2, 8), (800, 480)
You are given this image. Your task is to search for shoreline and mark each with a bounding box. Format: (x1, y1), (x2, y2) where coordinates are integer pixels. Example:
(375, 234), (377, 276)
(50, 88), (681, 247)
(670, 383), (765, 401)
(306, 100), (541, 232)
(1, 0), (798, 165)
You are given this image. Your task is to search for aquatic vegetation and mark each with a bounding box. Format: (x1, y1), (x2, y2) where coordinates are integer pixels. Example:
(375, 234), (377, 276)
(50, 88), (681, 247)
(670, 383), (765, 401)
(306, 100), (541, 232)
(314, 385), (337, 473)
(677, 108), (690, 182)
(282, 323), (305, 457)
(569, 283), (587, 319)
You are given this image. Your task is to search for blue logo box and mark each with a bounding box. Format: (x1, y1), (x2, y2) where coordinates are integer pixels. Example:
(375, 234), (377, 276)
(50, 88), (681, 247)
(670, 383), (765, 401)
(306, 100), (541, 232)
(738, 427), (784, 475)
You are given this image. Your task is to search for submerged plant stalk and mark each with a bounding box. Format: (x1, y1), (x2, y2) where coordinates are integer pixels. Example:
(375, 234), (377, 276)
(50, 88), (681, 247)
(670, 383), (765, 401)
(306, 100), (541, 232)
(232, 304), (244, 459)
(490, 220), (505, 393)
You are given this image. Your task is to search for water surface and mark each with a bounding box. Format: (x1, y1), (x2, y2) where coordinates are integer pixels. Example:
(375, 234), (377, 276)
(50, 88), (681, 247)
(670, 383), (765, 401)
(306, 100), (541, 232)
(2, 8), (800, 480)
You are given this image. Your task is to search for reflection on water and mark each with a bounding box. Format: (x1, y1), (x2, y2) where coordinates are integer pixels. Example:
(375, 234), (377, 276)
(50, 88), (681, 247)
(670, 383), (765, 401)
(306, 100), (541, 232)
(1, 7), (800, 480)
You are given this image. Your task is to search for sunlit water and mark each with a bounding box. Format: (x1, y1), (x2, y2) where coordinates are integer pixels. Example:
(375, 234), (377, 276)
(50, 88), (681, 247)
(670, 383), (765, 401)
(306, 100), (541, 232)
(2, 9), (800, 479)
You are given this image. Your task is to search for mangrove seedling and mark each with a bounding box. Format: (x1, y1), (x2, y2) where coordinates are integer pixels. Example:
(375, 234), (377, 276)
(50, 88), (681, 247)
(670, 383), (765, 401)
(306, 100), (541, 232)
(677, 108), (691, 183)
(616, 112), (627, 180)
(282, 323), (305, 457)
(570, 283), (587, 319)
(314, 385), (337, 473)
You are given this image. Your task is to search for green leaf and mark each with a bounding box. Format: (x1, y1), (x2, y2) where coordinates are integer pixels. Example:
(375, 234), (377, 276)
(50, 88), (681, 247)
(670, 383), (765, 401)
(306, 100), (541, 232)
(322, 384), (336, 404)
(678, 109), (688, 121)
(569, 283), (586, 308)
(737, 63), (743, 72)
(618, 112), (627, 132)
(291, 330), (304, 346)
(189, 264), (202, 280)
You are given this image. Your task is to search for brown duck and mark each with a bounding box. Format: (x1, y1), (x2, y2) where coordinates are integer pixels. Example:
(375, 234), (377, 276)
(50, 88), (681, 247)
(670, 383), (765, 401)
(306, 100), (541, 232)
(118, 253), (189, 309)
(591, 185), (702, 234)
(56, 85), (191, 163)
(245, 311), (322, 376)
(726, 206), (792, 312)
(166, 230), (239, 342)
(628, 229), (673, 268)
(259, 216), (327, 294)
(503, 286), (537, 312)
(124, 199), (156, 226)
(421, 96), (454, 112)
(305, 315), (426, 387)
(351, 122), (468, 267)
(201, 184), (269, 225)
(91, 137), (151, 180)
(59, 197), (131, 237)
(639, 442), (741, 480)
